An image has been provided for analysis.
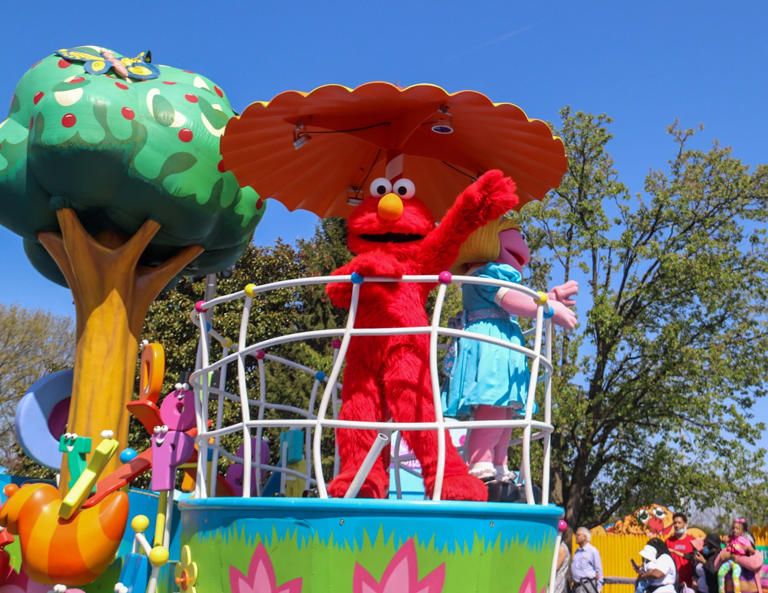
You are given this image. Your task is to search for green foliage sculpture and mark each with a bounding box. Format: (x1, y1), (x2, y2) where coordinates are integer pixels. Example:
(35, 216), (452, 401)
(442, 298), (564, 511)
(0, 45), (265, 482)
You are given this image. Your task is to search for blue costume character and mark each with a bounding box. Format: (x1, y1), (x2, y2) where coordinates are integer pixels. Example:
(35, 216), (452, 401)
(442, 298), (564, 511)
(441, 213), (578, 495)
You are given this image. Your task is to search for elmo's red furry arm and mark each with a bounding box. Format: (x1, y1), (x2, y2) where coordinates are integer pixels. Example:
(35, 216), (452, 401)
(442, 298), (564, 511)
(416, 170), (518, 273)
(325, 251), (405, 310)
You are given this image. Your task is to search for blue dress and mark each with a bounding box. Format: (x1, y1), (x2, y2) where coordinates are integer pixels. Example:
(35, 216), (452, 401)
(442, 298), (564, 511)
(441, 262), (531, 419)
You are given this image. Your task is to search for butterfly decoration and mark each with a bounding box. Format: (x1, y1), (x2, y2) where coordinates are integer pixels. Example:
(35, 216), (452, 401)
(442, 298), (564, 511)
(56, 47), (160, 81)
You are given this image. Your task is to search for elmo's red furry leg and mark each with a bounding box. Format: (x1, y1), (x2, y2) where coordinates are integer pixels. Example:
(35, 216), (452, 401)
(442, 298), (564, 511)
(327, 363), (390, 498)
(382, 348), (488, 502)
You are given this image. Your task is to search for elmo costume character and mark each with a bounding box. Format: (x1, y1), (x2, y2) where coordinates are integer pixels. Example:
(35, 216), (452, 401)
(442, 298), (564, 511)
(326, 168), (518, 501)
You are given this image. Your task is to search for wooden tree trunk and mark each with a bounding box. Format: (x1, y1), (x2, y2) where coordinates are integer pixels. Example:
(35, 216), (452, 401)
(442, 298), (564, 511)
(38, 208), (202, 492)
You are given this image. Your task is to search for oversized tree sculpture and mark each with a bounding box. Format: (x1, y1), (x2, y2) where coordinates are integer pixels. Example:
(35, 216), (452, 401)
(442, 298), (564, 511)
(0, 45), (265, 481)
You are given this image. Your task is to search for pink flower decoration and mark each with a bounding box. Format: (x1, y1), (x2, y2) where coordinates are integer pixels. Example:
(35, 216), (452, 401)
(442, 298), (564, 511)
(519, 566), (547, 593)
(0, 566), (85, 593)
(229, 542), (302, 593)
(353, 539), (445, 593)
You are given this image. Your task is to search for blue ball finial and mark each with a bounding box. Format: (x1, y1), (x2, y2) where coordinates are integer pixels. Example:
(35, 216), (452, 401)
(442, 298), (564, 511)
(120, 447), (138, 463)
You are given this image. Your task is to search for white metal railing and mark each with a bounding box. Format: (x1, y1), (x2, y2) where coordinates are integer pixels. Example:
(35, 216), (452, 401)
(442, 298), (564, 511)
(189, 274), (555, 504)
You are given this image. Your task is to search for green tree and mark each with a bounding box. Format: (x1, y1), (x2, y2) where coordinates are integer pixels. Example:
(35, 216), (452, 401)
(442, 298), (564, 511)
(0, 46), (264, 481)
(0, 304), (74, 474)
(521, 108), (768, 527)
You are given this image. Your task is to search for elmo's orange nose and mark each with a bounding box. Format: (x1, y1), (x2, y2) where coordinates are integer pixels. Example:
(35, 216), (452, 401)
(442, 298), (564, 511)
(377, 192), (403, 221)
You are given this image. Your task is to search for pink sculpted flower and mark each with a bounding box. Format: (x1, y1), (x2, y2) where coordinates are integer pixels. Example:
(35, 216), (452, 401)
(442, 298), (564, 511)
(353, 539), (445, 593)
(229, 542), (302, 593)
(519, 566), (547, 593)
(0, 568), (85, 593)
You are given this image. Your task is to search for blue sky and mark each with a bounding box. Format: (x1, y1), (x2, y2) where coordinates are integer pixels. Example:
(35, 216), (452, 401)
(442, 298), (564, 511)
(2, 1), (766, 315)
(1, 2), (766, 435)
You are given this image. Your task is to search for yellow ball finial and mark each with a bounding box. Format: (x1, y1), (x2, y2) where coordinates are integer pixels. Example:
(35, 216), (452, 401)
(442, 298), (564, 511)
(131, 514), (150, 533)
(149, 545), (170, 567)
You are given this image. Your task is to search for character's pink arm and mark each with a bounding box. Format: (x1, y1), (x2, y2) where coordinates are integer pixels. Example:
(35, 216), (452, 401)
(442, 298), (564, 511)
(416, 170), (519, 273)
(498, 286), (578, 330)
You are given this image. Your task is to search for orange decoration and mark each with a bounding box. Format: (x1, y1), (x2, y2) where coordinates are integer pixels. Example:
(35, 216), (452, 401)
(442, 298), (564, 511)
(127, 342), (166, 432)
(221, 82), (567, 219)
(0, 482), (128, 585)
(139, 343), (165, 403)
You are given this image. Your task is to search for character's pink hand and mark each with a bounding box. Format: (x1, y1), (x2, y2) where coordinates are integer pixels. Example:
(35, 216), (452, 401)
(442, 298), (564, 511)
(549, 300), (577, 330)
(548, 280), (579, 306)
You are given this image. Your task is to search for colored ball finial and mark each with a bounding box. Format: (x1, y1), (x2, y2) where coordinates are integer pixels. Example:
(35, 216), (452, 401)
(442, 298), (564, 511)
(131, 514), (150, 533)
(120, 447), (138, 463)
(149, 545), (169, 567)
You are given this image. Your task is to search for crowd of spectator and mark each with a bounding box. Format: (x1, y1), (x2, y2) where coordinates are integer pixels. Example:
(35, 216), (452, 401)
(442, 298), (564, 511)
(556, 513), (764, 593)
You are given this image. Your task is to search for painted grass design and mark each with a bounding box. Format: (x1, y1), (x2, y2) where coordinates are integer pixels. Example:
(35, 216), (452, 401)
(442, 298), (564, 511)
(185, 524), (554, 593)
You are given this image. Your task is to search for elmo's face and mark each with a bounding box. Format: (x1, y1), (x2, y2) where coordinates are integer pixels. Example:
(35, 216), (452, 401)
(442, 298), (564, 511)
(347, 176), (435, 255)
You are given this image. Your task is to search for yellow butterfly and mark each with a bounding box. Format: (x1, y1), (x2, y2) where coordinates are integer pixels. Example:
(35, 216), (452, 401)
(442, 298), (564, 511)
(57, 47), (160, 80)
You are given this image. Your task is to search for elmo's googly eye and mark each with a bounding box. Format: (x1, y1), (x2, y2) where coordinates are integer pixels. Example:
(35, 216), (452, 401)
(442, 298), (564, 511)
(393, 178), (416, 199)
(369, 177), (392, 197)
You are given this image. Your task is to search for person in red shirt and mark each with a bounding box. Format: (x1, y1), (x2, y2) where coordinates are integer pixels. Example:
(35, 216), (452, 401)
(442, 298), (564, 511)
(666, 512), (696, 587)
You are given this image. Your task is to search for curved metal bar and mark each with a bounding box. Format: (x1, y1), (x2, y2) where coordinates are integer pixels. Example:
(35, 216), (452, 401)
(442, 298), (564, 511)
(191, 273), (557, 505)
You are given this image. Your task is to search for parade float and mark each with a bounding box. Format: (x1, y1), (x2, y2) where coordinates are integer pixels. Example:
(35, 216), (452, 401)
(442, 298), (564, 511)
(0, 46), (570, 593)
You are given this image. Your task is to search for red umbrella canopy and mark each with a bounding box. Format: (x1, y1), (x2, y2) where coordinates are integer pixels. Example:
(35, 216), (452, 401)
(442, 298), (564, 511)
(221, 82), (567, 219)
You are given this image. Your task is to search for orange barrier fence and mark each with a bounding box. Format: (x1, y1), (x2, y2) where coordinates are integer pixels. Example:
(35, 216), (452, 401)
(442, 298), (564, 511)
(580, 535), (645, 593)
(752, 526), (768, 547)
